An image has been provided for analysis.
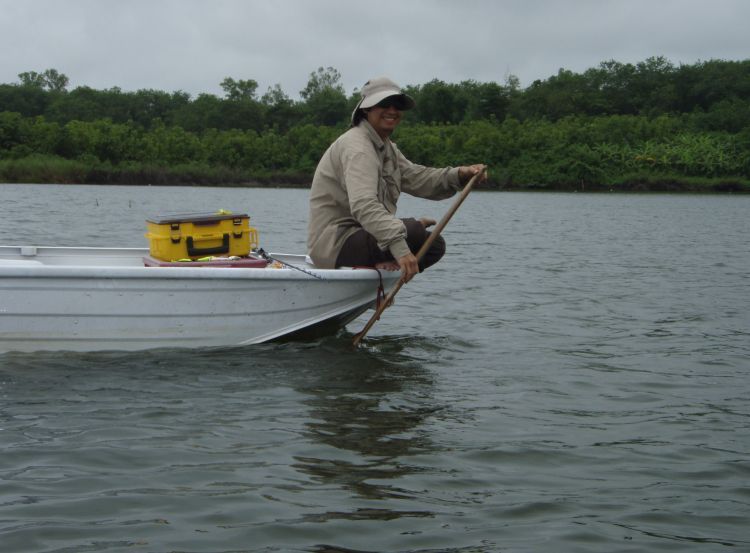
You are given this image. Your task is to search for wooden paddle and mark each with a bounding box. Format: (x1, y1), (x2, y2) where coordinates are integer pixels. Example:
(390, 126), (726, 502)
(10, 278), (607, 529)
(352, 166), (486, 346)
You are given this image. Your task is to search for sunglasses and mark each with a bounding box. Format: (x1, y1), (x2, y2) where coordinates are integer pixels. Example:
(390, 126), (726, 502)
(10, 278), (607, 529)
(374, 96), (406, 110)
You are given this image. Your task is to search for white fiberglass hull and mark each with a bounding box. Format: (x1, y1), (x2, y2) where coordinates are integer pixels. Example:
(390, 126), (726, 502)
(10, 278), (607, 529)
(0, 246), (397, 353)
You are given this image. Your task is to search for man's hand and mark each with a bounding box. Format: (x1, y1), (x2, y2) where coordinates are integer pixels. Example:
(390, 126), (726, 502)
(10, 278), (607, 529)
(458, 164), (488, 184)
(397, 252), (419, 283)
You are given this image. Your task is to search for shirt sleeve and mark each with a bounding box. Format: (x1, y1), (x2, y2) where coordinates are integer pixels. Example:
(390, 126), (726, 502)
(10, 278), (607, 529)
(396, 146), (462, 199)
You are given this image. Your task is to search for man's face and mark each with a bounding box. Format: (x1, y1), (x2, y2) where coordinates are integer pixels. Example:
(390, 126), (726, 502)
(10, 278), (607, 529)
(366, 97), (403, 138)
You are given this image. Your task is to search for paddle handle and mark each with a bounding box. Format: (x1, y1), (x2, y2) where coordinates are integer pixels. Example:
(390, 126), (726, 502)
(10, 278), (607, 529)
(352, 166), (486, 346)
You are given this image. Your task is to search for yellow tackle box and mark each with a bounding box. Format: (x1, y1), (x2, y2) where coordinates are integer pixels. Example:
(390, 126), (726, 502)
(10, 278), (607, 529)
(145, 211), (259, 261)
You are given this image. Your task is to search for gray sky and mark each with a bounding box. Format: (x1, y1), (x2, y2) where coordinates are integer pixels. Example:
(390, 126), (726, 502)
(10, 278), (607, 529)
(1, 0), (748, 99)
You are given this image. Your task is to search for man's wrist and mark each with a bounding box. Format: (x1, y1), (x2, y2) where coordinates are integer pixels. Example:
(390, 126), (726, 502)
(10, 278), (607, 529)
(389, 239), (411, 261)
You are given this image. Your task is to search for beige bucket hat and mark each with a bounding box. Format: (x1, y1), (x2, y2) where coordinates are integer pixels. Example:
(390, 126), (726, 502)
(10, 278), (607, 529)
(351, 76), (415, 124)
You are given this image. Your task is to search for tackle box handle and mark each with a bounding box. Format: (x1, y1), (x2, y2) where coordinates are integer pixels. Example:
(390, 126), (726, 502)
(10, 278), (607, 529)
(186, 234), (230, 256)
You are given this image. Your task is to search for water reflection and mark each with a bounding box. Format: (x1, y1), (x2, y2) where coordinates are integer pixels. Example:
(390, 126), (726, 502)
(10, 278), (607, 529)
(291, 336), (440, 504)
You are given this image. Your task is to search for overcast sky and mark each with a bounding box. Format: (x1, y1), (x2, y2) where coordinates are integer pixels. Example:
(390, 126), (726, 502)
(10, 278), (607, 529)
(1, 0), (748, 99)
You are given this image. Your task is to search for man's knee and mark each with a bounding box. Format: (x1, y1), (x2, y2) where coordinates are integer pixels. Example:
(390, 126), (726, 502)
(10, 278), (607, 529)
(402, 218), (427, 246)
(402, 217), (446, 270)
(431, 234), (446, 258)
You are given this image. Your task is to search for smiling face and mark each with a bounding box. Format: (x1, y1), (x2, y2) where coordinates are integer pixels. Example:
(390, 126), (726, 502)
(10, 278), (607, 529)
(365, 97), (403, 139)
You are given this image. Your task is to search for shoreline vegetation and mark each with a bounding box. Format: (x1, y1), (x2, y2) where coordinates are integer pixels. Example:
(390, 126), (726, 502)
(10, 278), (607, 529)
(2, 59), (749, 193)
(1, 154), (747, 193)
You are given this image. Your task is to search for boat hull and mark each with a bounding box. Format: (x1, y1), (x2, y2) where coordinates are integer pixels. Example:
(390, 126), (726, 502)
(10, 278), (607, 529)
(0, 246), (396, 353)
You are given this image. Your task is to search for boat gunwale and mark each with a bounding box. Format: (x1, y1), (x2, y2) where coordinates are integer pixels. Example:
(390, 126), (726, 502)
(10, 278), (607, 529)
(0, 246), (396, 281)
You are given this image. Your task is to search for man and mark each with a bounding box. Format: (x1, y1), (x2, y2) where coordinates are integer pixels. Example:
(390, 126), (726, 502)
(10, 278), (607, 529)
(307, 76), (486, 283)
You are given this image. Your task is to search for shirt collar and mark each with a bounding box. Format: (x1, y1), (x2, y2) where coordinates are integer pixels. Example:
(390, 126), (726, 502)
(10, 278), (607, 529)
(360, 120), (388, 152)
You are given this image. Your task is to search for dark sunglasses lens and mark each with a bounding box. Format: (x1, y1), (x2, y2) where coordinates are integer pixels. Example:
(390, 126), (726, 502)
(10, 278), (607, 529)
(377, 97), (403, 109)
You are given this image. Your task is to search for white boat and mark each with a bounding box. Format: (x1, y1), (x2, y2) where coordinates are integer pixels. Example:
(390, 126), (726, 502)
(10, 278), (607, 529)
(0, 245), (398, 353)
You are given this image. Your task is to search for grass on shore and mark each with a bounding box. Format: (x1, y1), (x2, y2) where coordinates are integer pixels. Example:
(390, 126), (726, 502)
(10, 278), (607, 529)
(1, 154), (749, 193)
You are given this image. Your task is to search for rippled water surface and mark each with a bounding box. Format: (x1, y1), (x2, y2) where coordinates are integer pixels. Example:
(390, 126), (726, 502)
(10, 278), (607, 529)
(1, 184), (749, 552)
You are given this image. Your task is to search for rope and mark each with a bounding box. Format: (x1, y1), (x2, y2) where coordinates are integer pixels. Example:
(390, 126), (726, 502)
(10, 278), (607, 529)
(256, 249), (386, 310)
(353, 266), (386, 314)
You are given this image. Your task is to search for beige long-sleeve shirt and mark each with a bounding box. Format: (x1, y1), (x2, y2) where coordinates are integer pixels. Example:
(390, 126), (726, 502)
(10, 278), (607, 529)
(307, 121), (461, 268)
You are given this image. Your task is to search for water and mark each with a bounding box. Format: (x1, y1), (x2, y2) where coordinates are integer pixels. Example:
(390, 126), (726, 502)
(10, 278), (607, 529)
(1, 184), (749, 552)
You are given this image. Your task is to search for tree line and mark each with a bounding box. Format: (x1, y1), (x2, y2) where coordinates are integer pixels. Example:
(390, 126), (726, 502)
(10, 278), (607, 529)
(1, 59), (749, 191)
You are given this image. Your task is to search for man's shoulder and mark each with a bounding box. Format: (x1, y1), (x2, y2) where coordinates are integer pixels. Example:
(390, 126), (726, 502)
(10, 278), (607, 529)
(336, 125), (369, 145)
(332, 125), (376, 156)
